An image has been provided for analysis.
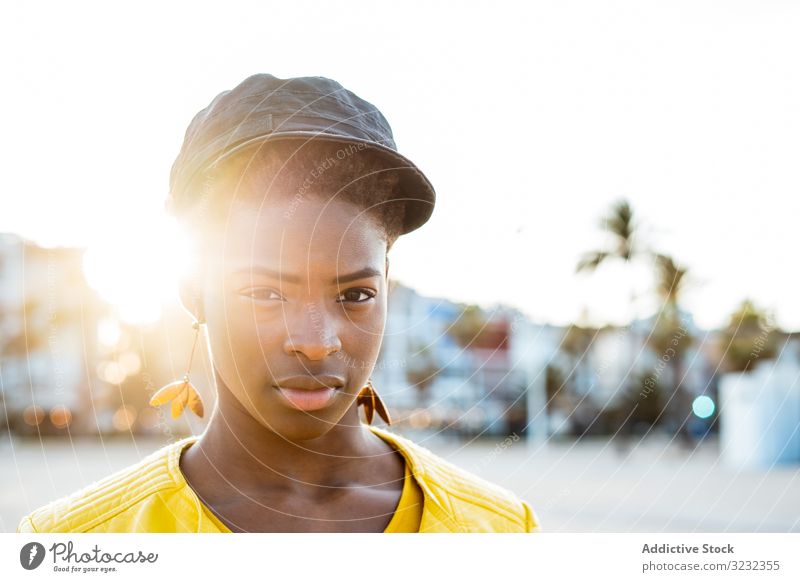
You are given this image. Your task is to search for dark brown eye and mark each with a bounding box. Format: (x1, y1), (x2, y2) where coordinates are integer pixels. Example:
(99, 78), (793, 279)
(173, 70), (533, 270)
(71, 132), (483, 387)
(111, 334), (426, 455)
(338, 288), (376, 303)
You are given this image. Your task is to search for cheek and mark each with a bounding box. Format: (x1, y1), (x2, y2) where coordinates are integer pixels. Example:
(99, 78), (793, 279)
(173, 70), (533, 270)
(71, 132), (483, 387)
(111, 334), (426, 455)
(204, 306), (267, 390)
(341, 304), (387, 362)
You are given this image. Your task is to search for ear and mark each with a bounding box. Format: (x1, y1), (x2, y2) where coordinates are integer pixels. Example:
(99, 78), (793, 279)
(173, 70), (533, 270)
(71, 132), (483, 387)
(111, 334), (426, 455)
(178, 272), (205, 324)
(385, 254), (390, 278)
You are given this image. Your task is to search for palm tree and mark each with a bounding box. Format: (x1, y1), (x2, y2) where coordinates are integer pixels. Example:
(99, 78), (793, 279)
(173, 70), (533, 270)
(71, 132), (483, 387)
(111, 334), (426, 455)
(654, 253), (688, 313)
(718, 299), (778, 373)
(576, 199), (650, 322)
(649, 253), (695, 447)
(576, 199), (649, 448)
(576, 199), (648, 360)
(576, 199), (639, 271)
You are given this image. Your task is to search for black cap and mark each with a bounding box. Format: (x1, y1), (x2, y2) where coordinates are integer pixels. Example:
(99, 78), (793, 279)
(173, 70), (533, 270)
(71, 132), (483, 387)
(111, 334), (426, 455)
(169, 74), (436, 235)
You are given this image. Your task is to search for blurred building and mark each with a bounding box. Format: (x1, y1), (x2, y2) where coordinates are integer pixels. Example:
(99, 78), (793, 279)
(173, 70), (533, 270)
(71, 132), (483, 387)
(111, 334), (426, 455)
(374, 281), (559, 438)
(0, 233), (103, 434)
(719, 338), (800, 469)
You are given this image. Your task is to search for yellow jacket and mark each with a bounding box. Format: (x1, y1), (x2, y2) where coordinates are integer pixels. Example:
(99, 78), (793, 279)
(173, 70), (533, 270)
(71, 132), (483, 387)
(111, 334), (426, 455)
(16, 425), (541, 533)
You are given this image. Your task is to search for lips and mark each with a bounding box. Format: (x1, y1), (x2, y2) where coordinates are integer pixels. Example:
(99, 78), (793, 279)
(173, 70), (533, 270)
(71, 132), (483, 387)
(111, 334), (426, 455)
(272, 375), (345, 412)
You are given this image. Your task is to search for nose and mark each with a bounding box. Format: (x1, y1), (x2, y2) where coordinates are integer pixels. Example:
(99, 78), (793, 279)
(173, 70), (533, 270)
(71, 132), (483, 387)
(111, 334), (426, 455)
(282, 301), (342, 360)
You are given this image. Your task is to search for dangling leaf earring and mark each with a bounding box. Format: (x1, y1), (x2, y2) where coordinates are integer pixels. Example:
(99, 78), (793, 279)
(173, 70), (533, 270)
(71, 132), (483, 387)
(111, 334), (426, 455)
(357, 378), (392, 425)
(149, 319), (205, 419)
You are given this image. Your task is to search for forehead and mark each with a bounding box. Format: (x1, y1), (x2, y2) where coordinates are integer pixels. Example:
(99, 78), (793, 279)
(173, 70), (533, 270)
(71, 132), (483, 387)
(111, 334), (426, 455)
(208, 194), (386, 277)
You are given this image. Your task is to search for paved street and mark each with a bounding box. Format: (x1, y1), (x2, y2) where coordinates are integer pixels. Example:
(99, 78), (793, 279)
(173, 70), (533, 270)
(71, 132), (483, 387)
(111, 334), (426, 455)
(3, 430), (798, 533)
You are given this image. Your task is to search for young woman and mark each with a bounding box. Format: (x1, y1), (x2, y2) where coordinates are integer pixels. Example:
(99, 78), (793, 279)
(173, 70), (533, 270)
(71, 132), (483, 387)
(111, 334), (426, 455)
(17, 74), (541, 533)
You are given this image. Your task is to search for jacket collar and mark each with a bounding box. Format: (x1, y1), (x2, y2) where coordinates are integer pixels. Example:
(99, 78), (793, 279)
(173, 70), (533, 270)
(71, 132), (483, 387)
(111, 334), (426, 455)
(367, 424), (466, 532)
(174, 426), (466, 532)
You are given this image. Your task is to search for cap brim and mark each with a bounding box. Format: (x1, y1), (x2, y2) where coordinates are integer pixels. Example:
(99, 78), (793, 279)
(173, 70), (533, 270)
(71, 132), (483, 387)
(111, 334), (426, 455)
(205, 131), (436, 235)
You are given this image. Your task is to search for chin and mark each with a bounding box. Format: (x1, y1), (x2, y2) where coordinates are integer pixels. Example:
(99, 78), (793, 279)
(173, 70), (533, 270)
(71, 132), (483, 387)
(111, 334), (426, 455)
(255, 411), (342, 442)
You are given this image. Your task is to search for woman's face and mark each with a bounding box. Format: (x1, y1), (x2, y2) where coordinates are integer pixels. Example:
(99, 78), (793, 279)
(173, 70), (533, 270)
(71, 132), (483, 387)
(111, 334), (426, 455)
(199, 193), (389, 441)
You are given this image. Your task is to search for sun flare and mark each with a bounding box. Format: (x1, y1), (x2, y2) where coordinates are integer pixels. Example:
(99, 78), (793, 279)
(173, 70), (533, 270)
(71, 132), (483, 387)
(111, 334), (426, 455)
(81, 214), (194, 324)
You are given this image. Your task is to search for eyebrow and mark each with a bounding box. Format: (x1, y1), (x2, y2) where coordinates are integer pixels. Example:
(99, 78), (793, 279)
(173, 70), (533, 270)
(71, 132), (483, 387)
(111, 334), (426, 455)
(231, 266), (383, 285)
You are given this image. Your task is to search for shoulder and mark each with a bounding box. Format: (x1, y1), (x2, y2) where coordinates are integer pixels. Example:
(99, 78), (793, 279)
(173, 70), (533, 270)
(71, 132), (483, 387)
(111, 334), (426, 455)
(369, 426), (541, 532)
(16, 436), (198, 533)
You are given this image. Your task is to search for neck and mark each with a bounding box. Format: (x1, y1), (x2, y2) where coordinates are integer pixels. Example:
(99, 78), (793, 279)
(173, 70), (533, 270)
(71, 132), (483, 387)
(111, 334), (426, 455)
(186, 387), (385, 494)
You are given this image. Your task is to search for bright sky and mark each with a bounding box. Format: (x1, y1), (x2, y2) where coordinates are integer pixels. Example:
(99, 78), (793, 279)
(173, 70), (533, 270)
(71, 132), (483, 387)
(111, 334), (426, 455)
(2, 1), (798, 330)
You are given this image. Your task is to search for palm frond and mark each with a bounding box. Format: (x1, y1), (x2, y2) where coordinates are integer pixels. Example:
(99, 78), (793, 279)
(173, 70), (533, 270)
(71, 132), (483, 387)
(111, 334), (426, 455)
(576, 250), (610, 273)
(654, 253), (688, 304)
